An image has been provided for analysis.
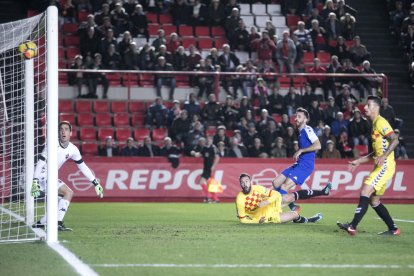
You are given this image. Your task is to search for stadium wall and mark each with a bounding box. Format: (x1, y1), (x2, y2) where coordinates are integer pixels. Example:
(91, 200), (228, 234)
(59, 158), (414, 203)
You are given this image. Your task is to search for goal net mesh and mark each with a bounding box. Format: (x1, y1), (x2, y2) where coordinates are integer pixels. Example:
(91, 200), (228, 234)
(0, 12), (47, 242)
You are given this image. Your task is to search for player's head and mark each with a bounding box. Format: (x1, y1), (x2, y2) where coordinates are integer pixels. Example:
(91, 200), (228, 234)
(364, 95), (381, 119)
(239, 173), (252, 194)
(295, 107), (309, 127)
(59, 121), (72, 144)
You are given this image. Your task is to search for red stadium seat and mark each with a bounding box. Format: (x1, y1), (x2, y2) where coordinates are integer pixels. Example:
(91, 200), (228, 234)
(97, 127), (114, 141)
(64, 35), (80, 47)
(152, 128), (168, 142)
(77, 113), (94, 126)
(214, 38), (228, 49)
(95, 113), (112, 127)
(146, 13), (158, 24)
(286, 14), (300, 27)
(225, 130), (235, 137)
(345, 40), (355, 48)
(272, 114), (282, 123)
(195, 26), (210, 37)
(182, 38), (197, 48)
(198, 38), (213, 49)
(303, 51), (314, 64)
(162, 24), (177, 35)
(317, 51), (331, 63)
(206, 129), (216, 137)
(93, 101), (110, 113)
(134, 128), (150, 141)
(70, 125), (78, 140)
(115, 127), (132, 142)
(59, 113), (76, 125)
(131, 114), (146, 127)
(148, 24), (160, 35)
(211, 27), (225, 36)
(59, 100), (73, 112)
(159, 14), (173, 24)
(290, 115), (296, 124)
(79, 127), (96, 141)
(111, 101), (127, 113)
(355, 145), (369, 156)
(140, 74), (155, 86)
(81, 141), (98, 156)
(75, 101), (92, 113)
(129, 101), (147, 113)
(77, 10), (89, 22)
(178, 25), (194, 37)
(66, 47), (80, 59)
(113, 113), (130, 127)
(62, 23), (78, 34)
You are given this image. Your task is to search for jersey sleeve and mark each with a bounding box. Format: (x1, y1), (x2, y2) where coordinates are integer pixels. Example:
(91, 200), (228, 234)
(71, 144), (96, 182)
(305, 126), (319, 143)
(378, 117), (394, 137)
(236, 192), (261, 224)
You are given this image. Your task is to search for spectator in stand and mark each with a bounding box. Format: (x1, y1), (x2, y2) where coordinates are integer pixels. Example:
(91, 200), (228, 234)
(331, 111), (349, 137)
(257, 109), (276, 134)
(146, 97), (168, 128)
(319, 125), (337, 153)
(307, 57), (328, 100)
(248, 138), (268, 158)
(252, 78), (269, 111)
(335, 83), (358, 112)
(291, 34), (304, 68)
(389, 1), (407, 36)
(224, 7), (241, 38)
(238, 96), (254, 119)
(185, 120), (205, 155)
(337, 131), (354, 158)
(241, 60), (258, 97)
(309, 19), (328, 53)
(342, 98), (357, 120)
(77, 14), (101, 39)
(98, 136), (119, 157)
(275, 31), (296, 73)
(401, 24), (414, 59)
(205, 48), (220, 67)
(88, 53), (109, 99)
(325, 12), (341, 41)
(137, 43), (156, 70)
(284, 127), (297, 157)
(251, 30), (277, 68)
(101, 28), (118, 56)
(284, 86), (302, 116)
(59, 0), (76, 26)
(245, 110), (257, 126)
(202, 93), (223, 126)
(80, 27), (101, 59)
(225, 0), (240, 17)
(308, 100), (325, 128)
(187, 44), (202, 86)
(336, 0), (358, 18)
(321, 139), (341, 158)
(195, 59), (215, 99)
(226, 136), (248, 158)
(380, 97), (401, 129)
(360, 60), (382, 99)
(123, 42), (140, 70)
(293, 21), (314, 52)
(118, 31), (133, 65)
(349, 36), (371, 65)
(183, 92), (201, 119)
(152, 29), (167, 52)
(171, 0), (190, 26)
(76, 0), (92, 12)
(324, 95), (341, 125)
(156, 45), (173, 64)
(68, 55), (87, 98)
(172, 45), (189, 71)
(332, 36), (350, 63)
(243, 122), (261, 150)
(305, 8), (323, 29)
(124, 0), (138, 15)
(267, 86), (285, 115)
(166, 32), (181, 53)
(208, 0), (225, 26)
(348, 109), (370, 146)
(401, 10), (414, 35)
(188, 0), (208, 26)
(95, 3), (111, 26)
(99, 16), (116, 37)
(280, 114), (294, 132)
(218, 44), (240, 94)
(231, 19), (250, 51)
(154, 56), (176, 100)
(110, 2), (129, 35)
(170, 109), (191, 143)
(271, 137), (287, 158)
(265, 20), (276, 39)
(325, 55), (343, 98)
(167, 100), (182, 126)
(121, 137), (139, 156)
(130, 4), (149, 40)
(103, 44), (121, 70)
(221, 96), (239, 130)
(217, 141), (227, 157)
(320, 0), (335, 21)
(341, 58), (361, 90)
(302, 82), (320, 108)
(262, 120), (283, 154)
(394, 129), (409, 159)
(260, 60), (278, 91)
(248, 26), (261, 49)
(340, 12), (356, 40)
(213, 125), (230, 147)
(138, 136), (160, 157)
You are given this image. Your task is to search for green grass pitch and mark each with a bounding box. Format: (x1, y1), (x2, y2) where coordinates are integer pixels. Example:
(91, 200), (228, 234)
(1, 203), (414, 276)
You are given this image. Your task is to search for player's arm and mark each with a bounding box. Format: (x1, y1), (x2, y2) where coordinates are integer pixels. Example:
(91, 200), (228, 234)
(375, 132), (399, 166)
(348, 152), (374, 172)
(31, 155), (46, 198)
(211, 153), (220, 171)
(293, 129), (321, 160)
(258, 188), (278, 207)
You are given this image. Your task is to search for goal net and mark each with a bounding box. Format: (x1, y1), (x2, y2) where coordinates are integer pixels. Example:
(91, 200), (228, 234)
(0, 7), (58, 243)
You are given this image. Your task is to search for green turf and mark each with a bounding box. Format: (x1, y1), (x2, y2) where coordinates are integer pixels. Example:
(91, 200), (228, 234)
(1, 203), (414, 276)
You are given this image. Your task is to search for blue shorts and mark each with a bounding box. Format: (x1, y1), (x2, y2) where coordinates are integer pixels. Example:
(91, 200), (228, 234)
(281, 163), (313, 185)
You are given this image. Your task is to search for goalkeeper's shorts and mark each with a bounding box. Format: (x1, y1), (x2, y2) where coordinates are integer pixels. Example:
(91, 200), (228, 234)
(38, 178), (66, 192)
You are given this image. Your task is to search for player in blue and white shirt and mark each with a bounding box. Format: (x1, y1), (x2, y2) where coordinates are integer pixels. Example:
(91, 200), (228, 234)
(272, 107), (332, 210)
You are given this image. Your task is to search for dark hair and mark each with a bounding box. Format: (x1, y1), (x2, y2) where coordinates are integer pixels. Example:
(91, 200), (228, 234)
(239, 173), (251, 181)
(367, 95), (381, 107)
(296, 107), (309, 119)
(59, 121), (72, 132)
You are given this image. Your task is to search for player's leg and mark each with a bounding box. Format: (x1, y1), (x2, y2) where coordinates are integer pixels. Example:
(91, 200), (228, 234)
(371, 195), (400, 235)
(57, 181), (74, 231)
(271, 173), (287, 190)
(199, 174), (211, 203)
(280, 211), (323, 223)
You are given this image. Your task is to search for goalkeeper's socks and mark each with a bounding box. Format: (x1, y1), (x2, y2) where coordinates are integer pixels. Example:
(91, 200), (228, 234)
(57, 199), (70, 221)
(293, 215), (308, 223)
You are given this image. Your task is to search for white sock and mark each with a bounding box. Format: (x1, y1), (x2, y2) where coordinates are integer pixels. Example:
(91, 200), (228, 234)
(40, 215), (46, 225)
(57, 199), (70, 221)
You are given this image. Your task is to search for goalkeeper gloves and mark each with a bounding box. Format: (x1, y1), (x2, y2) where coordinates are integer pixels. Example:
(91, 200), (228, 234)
(92, 179), (104, 198)
(31, 178), (41, 198)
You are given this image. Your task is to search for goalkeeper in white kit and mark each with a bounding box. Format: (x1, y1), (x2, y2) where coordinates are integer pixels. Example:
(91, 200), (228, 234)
(31, 121), (104, 231)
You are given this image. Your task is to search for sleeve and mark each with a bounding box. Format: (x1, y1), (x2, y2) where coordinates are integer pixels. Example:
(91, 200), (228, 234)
(33, 148), (47, 179)
(236, 193), (260, 224)
(72, 145), (96, 182)
(263, 188), (278, 204)
(378, 118), (394, 137)
(306, 126), (319, 143)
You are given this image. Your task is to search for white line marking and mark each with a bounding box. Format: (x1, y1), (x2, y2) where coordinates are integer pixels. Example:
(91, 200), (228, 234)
(376, 218), (414, 223)
(92, 263), (414, 269)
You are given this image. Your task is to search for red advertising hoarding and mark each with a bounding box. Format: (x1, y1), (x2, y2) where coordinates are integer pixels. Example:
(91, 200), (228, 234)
(59, 157), (414, 203)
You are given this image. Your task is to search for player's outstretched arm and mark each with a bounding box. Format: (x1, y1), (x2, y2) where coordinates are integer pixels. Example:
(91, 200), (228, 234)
(293, 139), (321, 160)
(92, 179), (104, 198)
(348, 152), (374, 172)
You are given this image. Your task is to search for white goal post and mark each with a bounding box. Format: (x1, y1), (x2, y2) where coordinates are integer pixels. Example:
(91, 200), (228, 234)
(0, 6), (58, 243)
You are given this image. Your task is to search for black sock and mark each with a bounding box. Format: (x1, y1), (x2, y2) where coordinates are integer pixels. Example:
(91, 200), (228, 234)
(288, 202), (296, 210)
(294, 189), (326, 200)
(293, 215), (308, 223)
(350, 196), (370, 229)
(372, 203), (398, 231)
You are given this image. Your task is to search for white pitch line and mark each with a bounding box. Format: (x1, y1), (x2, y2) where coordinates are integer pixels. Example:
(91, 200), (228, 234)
(377, 218), (414, 223)
(92, 263), (414, 269)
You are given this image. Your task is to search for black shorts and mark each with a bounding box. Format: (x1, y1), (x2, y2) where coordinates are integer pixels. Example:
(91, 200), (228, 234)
(201, 167), (212, 180)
